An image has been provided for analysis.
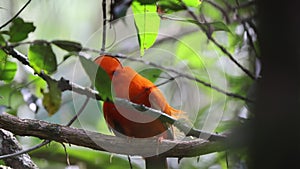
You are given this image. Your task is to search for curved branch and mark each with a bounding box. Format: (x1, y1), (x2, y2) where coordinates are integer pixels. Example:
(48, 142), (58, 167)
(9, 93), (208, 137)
(0, 140), (50, 161)
(0, 113), (227, 158)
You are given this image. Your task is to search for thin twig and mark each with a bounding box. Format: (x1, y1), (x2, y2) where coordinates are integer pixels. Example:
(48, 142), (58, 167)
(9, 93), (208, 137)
(245, 18), (258, 37)
(0, 129), (38, 168)
(0, 93), (90, 160)
(0, 140), (50, 160)
(0, 77), (226, 159)
(61, 143), (70, 166)
(154, 75), (180, 88)
(105, 52), (254, 103)
(101, 0), (107, 53)
(179, 0), (256, 80)
(2, 45), (103, 103)
(57, 77), (104, 101)
(233, 0), (259, 59)
(8, 78), (39, 110)
(3, 44), (252, 102)
(65, 96), (90, 126)
(0, 0), (32, 30)
(127, 156), (133, 169)
(3, 47), (29, 66)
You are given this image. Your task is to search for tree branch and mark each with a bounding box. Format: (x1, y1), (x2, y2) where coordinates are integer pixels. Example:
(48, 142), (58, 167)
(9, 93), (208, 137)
(2, 46), (103, 101)
(0, 96), (90, 160)
(0, 113), (227, 158)
(1, 46), (239, 145)
(0, 60), (226, 157)
(114, 98), (226, 141)
(3, 43), (253, 102)
(0, 129), (38, 169)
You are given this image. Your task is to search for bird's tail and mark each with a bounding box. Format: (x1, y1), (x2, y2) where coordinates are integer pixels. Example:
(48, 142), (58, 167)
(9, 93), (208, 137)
(145, 156), (168, 169)
(166, 105), (185, 119)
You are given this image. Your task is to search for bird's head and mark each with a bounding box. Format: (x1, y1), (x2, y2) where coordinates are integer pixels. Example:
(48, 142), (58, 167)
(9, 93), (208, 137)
(94, 55), (123, 79)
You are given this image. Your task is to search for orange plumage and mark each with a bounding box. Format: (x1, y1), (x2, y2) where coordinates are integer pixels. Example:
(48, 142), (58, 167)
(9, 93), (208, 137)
(95, 55), (181, 138)
(94, 55), (181, 168)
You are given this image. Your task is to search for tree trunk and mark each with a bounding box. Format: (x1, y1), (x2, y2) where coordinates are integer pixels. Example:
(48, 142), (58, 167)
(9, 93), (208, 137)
(250, 0), (300, 168)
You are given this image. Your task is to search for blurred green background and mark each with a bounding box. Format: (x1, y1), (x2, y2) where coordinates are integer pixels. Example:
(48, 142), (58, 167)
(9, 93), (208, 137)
(0, 0), (256, 168)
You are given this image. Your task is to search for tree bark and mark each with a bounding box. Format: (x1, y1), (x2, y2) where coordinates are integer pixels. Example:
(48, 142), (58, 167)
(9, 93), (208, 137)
(0, 129), (38, 169)
(0, 112), (227, 158)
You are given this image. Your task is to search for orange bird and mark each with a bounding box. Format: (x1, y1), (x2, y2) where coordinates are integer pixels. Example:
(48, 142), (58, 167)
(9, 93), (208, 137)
(94, 55), (181, 169)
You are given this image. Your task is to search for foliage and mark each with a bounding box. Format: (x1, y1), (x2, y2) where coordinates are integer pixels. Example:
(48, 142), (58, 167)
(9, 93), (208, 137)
(0, 0), (257, 168)
(28, 41), (57, 74)
(8, 17), (35, 42)
(41, 75), (62, 116)
(0, 50), (17, 82)
(79, 56), (112, 101)
(132, 1), (160, 56)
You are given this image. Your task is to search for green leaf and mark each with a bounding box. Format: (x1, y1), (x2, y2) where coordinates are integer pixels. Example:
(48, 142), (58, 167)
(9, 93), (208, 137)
(42, 76), (62, 116)
(0, 34), (6, 46)
(158, 0), (201, 13)
(28, 41), (57, 74)
(201, 1), (222, 21)
(132, 1), (160, 56)
(138, 68), (162, 82)
(158, 1), (183, 12)
(228, 32), (243, 52)
(183, 0), (201, 7)
(52, 40), (82, 52)
(28, 75), (47, 98)
(0, 50), (17, 82)
(0, 60), (17, 82)
(8, 17), (36, 42)
(0, 84), (25, 111)
(62, 53), (74, 61)
(79, 56), (112, 101)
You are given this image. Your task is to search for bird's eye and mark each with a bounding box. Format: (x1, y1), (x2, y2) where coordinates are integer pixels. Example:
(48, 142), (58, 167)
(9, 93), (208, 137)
(111, 70), (119, 77)
(113, 70), (119, 75)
